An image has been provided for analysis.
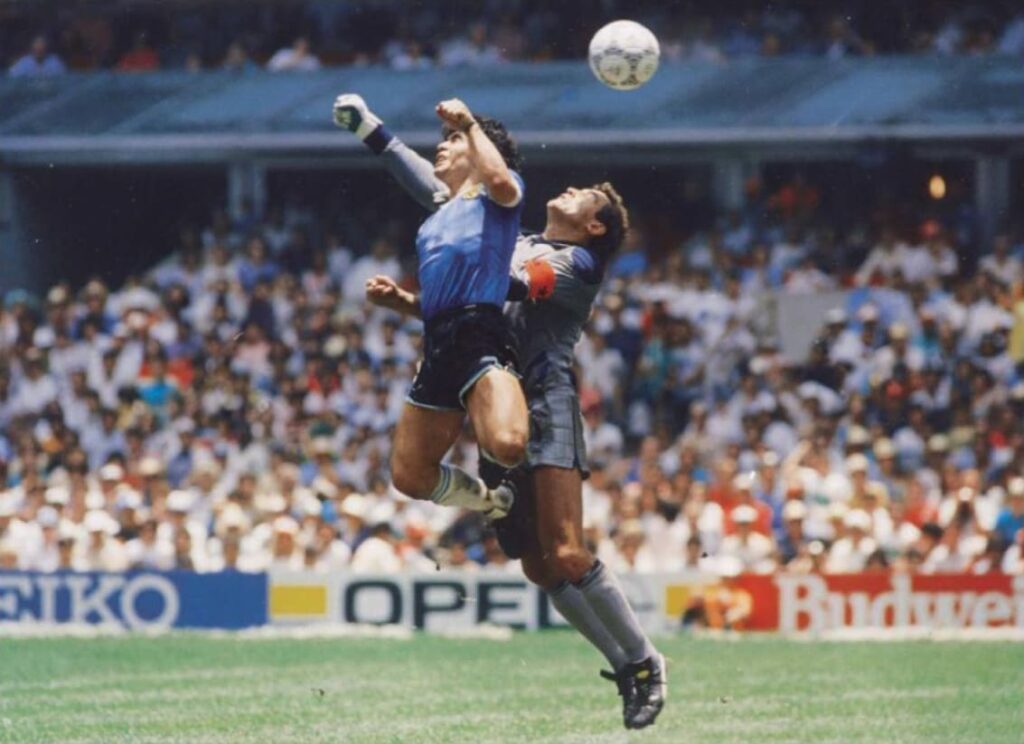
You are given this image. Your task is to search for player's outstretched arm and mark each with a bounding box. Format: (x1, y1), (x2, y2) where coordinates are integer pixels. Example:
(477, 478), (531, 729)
(365, 275), (422, 318)
(436, 99), (521, 208)
(333, 93), (448, 212)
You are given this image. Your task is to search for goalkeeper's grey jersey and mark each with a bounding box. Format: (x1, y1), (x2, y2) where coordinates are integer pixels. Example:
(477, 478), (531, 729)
(506, 235), (602, 394)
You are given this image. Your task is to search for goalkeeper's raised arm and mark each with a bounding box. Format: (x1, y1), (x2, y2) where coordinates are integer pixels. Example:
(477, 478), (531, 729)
(332, 93), (448, 211)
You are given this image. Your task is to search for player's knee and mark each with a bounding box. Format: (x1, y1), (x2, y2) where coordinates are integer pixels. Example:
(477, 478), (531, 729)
(390, 459), (430, 501)
(522, 552), (557, 590)
(485, 429), (527, 469)
(548, 542), (594, 584)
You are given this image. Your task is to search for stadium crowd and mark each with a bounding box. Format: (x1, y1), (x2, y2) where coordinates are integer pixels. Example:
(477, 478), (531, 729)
(1, 174), (1024, 580)
(5, 0), (1024, 77)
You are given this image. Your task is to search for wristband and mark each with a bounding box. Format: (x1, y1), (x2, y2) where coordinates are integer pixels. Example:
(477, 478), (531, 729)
(363, 124), (393, 155)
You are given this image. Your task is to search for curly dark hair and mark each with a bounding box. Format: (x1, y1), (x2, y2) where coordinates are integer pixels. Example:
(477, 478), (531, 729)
(442, 113), (523, 172)
(589, 181), (629, 261)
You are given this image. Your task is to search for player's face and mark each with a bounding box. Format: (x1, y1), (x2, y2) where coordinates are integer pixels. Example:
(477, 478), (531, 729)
(434, 130), (471, 181)
(548, 187), (607, 223)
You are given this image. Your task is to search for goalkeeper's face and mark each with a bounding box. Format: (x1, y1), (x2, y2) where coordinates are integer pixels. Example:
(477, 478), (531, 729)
(547, 187), (610, 242)
(434, 129), (472, 183)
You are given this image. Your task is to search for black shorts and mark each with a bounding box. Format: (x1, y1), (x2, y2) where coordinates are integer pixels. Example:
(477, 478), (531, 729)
(407, 304), (519, 412)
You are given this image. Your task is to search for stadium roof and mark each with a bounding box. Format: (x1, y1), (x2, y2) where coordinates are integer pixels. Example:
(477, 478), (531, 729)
(1, 57), (1022, 165)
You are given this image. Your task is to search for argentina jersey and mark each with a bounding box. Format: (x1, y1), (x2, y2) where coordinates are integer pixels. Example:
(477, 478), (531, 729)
(415, 171), (525, 320)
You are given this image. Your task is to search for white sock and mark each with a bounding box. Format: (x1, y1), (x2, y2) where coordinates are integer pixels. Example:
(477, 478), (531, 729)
(430, 464), (501, 512)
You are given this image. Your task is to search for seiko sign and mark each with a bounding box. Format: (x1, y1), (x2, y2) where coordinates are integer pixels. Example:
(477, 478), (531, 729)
(0, 573), (180, 629)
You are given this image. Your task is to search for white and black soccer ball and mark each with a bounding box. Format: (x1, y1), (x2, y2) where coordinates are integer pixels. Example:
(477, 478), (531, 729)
(588, 20), (660, 91)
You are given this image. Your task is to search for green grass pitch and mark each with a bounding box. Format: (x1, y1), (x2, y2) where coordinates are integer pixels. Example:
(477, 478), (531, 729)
(1, 632), (1022, 743)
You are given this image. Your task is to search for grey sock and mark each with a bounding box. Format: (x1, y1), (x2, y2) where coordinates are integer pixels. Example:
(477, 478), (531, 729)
(576, 560), (658, 664)
(548, 581), (629, 672)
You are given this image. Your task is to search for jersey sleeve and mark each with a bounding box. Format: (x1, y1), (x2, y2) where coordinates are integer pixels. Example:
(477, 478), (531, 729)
(518, 247), (602, 308)
(486, 170), (524, 209)
(379, 136), (450, 212)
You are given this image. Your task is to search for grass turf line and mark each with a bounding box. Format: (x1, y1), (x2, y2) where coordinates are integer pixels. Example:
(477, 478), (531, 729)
(1, 633), (1022, 744)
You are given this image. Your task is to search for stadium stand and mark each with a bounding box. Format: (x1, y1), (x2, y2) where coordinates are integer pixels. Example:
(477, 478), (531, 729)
(4, 0), (1024, 76)
(1, 171), (1023, 580)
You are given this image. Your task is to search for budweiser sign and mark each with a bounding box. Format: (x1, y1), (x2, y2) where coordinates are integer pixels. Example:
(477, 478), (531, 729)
(736, 573), (1024, 632)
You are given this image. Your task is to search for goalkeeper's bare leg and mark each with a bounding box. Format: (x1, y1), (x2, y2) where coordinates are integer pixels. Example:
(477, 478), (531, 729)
(519, 465), (666, 730)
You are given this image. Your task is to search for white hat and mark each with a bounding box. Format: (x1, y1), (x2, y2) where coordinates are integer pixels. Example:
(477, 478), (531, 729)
(732, 472), (758, 492)
(255, 493), (287, 514)
(298, 493), (324, 519)
(341, 494), (368, 520)
(927, 434), (950, 453)
(864, 482), (889, 503)
(761, 451), (780, 468)
(846, 453), (870, 473)
(825, 308), (848, 325)
(828, 502), (850, 521)
(85, 510), (117, 534)
(45, 486), (70, 506)
(857, 305), (879, 322)
(115, 486), (143, 511)
(138, 457), (163, 477)
(99, 463), (124, 482)
(1008, 477), (1024, 498)
(843, 509), (871, 532)
(846, 426), (870, 447)
(37, 506), (59, 528)
(889, 322), (909, 340)
(272, 516), (299, 535)
(311, 476), (339, 500)
(311, 438), (334, 456)
(194, 458), (220, 477)
(732, 504), (758, 525)
(166, 490), (195, 513)
(873, 438), (896, 459)
(782, 500), (808, 521)
(215, 504), (251, 537)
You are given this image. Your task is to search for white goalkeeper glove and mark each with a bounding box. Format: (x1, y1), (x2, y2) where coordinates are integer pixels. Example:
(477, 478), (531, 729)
(332, 93), (383, 140)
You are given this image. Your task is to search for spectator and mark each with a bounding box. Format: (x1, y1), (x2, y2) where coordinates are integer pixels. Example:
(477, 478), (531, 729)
(439, 22), (504, 67)
(266, 37), (321, 72)
(8, 35), (66, 77)
(117, 32), (160, 72)
(222, 41), (257, 72)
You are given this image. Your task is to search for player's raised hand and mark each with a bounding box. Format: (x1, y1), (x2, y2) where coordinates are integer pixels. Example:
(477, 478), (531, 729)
(436, 98), (475, 131)
(333, 93), (382, 139)
(365, 275), (413, 314)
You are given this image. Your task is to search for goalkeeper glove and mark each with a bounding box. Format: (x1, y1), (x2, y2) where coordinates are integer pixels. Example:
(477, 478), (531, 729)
(332, 93), (383, 141)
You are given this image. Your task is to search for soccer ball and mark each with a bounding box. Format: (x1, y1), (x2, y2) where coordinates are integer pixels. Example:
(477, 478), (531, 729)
(588, 20), (660, 91)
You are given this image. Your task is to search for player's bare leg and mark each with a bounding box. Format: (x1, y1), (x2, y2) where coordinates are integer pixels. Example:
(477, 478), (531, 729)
(520, 466), (629, 668)
(390, 404), (510, 516)
(464, 368), (528, 468)
(523, 465), (666, 730)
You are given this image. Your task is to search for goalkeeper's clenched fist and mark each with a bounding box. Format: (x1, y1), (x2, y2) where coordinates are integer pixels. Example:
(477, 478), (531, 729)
(332, 93), (382, 140)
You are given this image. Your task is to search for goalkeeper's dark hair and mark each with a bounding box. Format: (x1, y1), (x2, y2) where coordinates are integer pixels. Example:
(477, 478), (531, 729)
(589, 182), (629, 262)
(443, 114), (522, 172)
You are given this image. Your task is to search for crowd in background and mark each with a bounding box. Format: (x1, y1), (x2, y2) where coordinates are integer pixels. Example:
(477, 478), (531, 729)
(1, 164), (1024, 580)
(6, 0), (1024, 77)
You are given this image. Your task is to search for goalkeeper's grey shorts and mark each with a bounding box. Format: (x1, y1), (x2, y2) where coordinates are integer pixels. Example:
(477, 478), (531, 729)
(525, 382), (589, 478)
